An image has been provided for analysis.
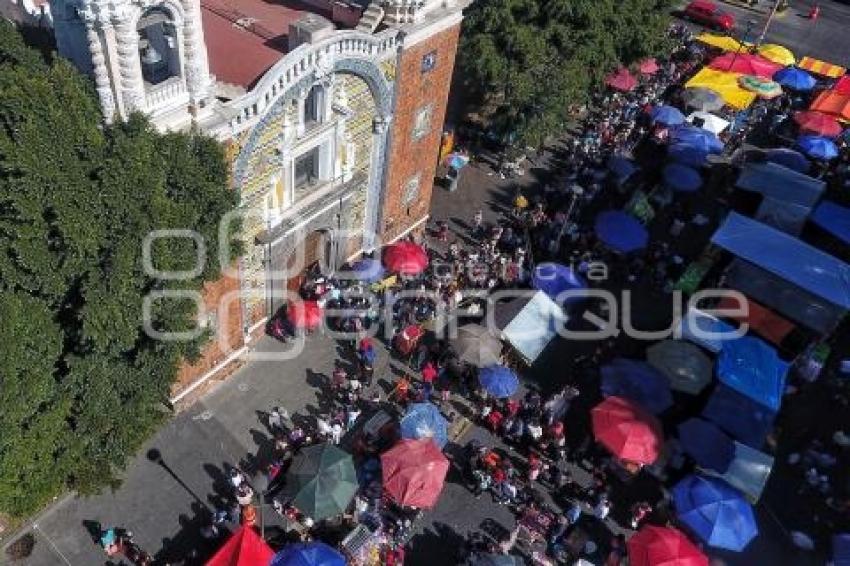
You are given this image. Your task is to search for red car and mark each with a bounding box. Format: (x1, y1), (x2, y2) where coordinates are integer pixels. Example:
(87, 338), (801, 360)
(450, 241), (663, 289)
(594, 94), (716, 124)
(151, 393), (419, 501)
(683, 0), (736, 31)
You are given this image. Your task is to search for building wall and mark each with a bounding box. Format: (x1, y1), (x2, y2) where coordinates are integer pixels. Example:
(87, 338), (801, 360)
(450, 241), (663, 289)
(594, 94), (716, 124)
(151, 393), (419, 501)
(171, 268), (244, 397)
(381, 22), (461, 243)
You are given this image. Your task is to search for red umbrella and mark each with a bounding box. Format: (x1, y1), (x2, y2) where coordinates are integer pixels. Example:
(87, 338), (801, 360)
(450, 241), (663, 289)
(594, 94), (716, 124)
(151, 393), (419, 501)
(628, 526), (709, 566)
(639, 58), (660, 75)
(708, 53), (781, 78)
(835, 75), (850, 95)
(591, 396), (662, 465)
(383, 241), (429, 275)
(205, 526), (275, 566)
(794, 110), (843, 137)
(606, 68), (638, 92)
(287, 300), (322, 330)
(381, 438), (449, 509)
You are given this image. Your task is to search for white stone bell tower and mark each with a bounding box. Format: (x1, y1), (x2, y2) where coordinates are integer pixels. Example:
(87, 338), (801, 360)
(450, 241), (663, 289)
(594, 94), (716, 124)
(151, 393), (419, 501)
(50, 0), (212, 126)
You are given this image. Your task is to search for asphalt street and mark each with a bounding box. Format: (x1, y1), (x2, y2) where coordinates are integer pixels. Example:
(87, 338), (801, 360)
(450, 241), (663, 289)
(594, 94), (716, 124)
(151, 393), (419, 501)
(678, 0), (850, 66)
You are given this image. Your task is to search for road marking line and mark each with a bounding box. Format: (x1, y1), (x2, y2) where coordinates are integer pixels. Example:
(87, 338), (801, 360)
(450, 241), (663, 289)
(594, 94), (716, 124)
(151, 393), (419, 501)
(32, 523), (73, 566)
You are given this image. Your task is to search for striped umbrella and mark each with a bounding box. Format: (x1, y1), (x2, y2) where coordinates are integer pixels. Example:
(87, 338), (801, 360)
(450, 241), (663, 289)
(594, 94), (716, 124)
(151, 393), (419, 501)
(738, 75), (783, 99)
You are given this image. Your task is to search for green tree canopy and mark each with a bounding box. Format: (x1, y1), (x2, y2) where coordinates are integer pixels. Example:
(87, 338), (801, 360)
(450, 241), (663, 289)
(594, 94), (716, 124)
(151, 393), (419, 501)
(459, 0), (674, 148)
(0, 22), (239, 516)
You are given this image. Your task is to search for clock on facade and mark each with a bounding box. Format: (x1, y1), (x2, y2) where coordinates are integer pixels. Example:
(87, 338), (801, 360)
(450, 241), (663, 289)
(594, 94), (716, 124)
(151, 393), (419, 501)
(421, 51), (437, 73)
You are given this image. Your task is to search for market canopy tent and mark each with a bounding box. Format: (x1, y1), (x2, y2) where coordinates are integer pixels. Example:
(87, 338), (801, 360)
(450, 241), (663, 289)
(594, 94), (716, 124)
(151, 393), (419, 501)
(592, 396), (663, 465)
(381, 438), (449, 509)
(271, 542), (345, 566)
(797, 135), (840, 161)
(670, 125), (725, 154)
(734, 161), (825, 234)
(496, 291), (567, 364)
(715, 441), (774, 502)
(672, 475), (758, 551)
(711, 213), (850, 316)
(676, 307), (738, 353)
(282, 443), (358, 521)
(798, 56), (846, 78)
(685, 68), (757, 110)
(717, 336), (788, 412)
(600, 358), (673, 414)
(810, 90), (850, 122)
(206, 526), (275, 566)
(686, 111), (730, 135)
(400, 402), (448, 448)
(811, 200), (850, 245)
(646, 340), (713, 395)
(703, 385), (776, 449)
(764, 148), (810, 173)
(628, 525), (709, 566)
(531, 262), (587, 305)
(678, 418), (735, 473)
(715, 295), (794, 346)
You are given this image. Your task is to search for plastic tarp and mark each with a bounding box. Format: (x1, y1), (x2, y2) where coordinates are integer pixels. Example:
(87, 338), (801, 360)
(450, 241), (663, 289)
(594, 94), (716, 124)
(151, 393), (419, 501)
(600, 358), (673, 414)
(811, 200), (850, 245)
(764, 148), (810, 173)
(716, 295), (794, 346)
(735, 162), (825, 208)
(677, 418), (735, 473)
(810, 90), (850, 121)
(717, 441), (774, 503)
(703, 385), (776, 449)
(717, 336), (788, 411)
(687, 111), (730, 135)
(676, 307), (738, 353)
(725, 259), (846, 334)
(711, 213), (850, 310)
(499, 291), (566, 364)
(754, 197), (810, 235)
(685, 68), (757, 110)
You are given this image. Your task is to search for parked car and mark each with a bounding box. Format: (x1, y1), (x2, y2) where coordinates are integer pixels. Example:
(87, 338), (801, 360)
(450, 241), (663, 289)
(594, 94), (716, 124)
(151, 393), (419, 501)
(683, 0), (736, 31)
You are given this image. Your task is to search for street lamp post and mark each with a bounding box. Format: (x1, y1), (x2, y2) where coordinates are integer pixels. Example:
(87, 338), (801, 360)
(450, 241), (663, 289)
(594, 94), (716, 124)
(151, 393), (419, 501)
(756, 0), (783, 47)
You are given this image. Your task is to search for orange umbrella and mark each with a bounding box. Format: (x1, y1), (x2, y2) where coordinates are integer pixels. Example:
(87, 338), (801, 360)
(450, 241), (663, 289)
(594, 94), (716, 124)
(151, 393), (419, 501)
(381, 439), (449, 509)
(287, 300), (323, 330)
(794, 111), (843, 138)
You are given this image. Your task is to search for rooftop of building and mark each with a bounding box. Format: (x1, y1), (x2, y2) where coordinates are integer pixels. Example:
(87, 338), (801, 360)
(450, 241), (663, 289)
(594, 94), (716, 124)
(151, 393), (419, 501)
(201, 0), (367, 90)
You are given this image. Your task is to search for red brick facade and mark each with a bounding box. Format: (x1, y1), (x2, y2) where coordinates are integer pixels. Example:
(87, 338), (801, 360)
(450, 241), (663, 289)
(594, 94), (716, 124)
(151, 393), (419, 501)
(382, 23), (462, 243)
(171, 270), (245, 398)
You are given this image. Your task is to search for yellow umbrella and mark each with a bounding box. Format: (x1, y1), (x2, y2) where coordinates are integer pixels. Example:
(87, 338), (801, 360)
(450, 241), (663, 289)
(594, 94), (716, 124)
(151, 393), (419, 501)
(685, 68), (757, 110)
(696, 33), (750, 53)
(758, 44), (795, 66)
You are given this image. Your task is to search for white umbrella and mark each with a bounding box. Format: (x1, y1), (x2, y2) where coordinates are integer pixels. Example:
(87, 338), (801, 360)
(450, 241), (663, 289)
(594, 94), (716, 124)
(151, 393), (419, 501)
(687, 111), (730, 135)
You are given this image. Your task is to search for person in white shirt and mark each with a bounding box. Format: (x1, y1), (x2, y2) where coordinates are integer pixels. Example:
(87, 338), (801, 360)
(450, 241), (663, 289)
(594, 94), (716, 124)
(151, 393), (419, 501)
(593, 496), (612, 521)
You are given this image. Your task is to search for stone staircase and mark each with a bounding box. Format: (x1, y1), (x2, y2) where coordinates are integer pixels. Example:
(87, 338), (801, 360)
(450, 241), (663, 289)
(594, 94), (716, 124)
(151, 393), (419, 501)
(356, 2), (384, 33)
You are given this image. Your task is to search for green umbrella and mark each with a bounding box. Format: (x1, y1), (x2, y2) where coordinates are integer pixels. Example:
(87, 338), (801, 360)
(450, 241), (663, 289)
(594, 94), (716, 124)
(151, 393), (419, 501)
(646, 340), (713, 395)
(283, 443), (358, 521)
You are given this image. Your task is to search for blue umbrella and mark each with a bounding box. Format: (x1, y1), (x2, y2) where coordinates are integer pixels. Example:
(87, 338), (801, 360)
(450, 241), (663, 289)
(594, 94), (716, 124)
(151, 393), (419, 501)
(445, 152), (470, 170)
(651, 105), (686, 126)
(668, 142), (709, 167)
(594, 210), (649, 253)
(796, 135), (839, 160)
(765, 148), (810, 173)
(677, 418), (735, 473)
(671, 125), (725, 154)
(532, 262), (587, 304)
(663, 163), (703, 192)
(607, 154), (638, 183)
(350, 258), (385, 283)
(478, 365), (519, 398)
(600, 358), (673, 414)
(272, 542), (346, 566)
(400, 402), (448, 448)
(673, 475), (758, 551)
(773, 67), (816, 91)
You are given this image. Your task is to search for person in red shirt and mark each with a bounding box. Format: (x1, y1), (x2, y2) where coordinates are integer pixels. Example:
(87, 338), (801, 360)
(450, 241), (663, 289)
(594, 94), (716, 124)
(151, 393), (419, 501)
(487, 408), (504, 433)
(421, 361), (437, 399)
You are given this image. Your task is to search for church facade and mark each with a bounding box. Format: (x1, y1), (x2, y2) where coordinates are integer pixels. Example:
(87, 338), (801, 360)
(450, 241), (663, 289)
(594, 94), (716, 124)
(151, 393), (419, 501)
(49, 0), (468, 398)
